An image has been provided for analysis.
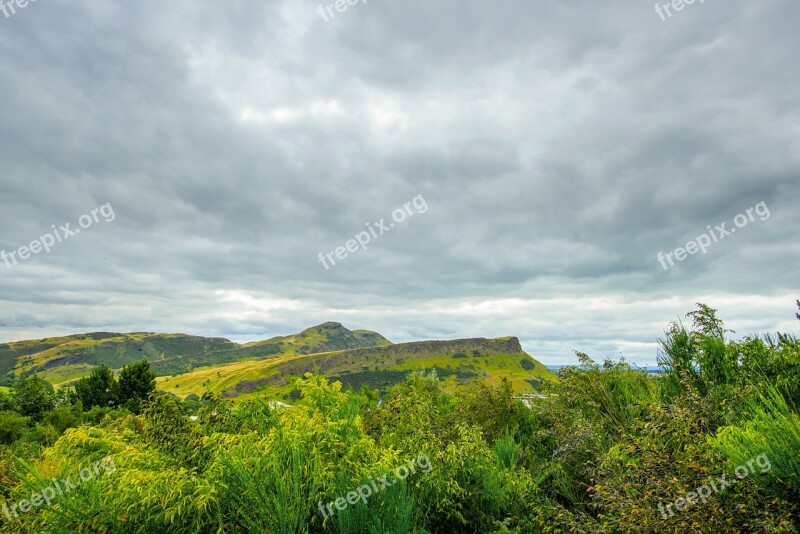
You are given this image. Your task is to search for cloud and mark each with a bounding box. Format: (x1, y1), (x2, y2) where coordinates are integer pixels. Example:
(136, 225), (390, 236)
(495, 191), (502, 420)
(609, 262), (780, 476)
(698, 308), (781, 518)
(0, 0), (798, 364)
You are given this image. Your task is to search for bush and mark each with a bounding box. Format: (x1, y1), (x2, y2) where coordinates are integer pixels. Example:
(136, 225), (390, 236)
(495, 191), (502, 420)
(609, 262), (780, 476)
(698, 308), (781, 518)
(73, 364), (118, 410)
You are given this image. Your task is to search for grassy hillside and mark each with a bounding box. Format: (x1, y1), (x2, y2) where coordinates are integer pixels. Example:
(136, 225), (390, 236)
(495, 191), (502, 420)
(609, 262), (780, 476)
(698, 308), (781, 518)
(0, 323), (391, 387)
(157, 336), (555, 402)
(2, 324), (554, 401)
(1, 333), (240, 386)
(0, 332), (122, 384)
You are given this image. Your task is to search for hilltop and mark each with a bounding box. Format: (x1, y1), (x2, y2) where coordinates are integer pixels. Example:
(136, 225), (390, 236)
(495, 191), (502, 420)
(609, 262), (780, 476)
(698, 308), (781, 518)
(243, 321), (392, 353)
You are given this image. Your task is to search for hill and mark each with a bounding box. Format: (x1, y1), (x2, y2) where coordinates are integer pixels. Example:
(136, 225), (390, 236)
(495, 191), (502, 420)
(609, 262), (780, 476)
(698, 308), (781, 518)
(0, 322), (390, 387)
(1, 323), (555, 400)
(156, 335), (555, 401)
(1, 332), (240, 386)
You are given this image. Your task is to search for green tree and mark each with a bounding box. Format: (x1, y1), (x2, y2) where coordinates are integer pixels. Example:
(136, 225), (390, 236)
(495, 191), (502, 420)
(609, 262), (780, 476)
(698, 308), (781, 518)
(0, 410), (30, 444)
(0, 389), (12, 411)
(118, 359), (156, 413)
(11, 374), (55, 420)
(73, 364), (118, 410)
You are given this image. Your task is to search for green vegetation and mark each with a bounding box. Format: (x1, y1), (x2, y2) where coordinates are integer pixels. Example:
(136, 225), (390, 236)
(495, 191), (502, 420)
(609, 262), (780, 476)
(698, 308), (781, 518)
(73, 360), (156, 413)
(9, 375), (55, 420)
(73, 364), (118, 410)
(117, 360), (158, 413)
(0, 304), (798, 532)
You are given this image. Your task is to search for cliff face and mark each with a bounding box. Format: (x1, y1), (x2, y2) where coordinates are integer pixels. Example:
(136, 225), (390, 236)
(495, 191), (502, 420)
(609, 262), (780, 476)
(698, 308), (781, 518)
(369, 337), (524, 357)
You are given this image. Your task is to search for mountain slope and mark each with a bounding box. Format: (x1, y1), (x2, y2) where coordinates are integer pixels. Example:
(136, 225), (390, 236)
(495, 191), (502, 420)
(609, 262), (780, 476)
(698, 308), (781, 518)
(1, 333), (240, 385)
(0, 323), (390, 387)
(3, 324), (556, 400)
(156, 335), (556, 401)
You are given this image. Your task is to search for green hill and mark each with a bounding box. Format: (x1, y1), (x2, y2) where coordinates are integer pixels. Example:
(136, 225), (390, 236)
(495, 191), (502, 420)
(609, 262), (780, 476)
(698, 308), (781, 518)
(1, 323), (555, 400)
(157, 335), (555, 401)
(0, 332), (240, 386)
(0, 323), (389, 387)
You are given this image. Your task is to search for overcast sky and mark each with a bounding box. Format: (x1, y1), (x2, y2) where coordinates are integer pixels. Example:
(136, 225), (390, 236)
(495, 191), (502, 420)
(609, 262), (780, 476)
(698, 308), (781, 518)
(1, 0), (798, 365)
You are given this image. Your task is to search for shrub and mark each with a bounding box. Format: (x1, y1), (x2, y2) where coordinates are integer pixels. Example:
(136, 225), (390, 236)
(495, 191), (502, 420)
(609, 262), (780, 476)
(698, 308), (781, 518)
(117, 359), (156, 413)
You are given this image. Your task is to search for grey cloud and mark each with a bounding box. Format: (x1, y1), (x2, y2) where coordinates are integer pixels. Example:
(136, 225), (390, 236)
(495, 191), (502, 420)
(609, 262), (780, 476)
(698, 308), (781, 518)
(0, 0), (798, 364)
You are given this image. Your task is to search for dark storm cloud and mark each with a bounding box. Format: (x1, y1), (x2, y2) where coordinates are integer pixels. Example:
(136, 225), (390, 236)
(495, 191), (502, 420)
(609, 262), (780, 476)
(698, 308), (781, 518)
(0, 0), (797, 364)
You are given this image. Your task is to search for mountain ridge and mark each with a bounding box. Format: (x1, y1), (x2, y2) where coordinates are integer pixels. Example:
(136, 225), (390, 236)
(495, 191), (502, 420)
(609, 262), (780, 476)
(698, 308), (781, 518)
(2, 323), (556, 400)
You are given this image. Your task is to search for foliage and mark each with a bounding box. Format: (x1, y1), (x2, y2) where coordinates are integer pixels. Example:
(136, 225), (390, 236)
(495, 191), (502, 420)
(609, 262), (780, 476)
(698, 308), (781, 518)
(10, 374), (55, 420)
(710, 382), (800, 501)
(1, 304), (799, 532)
(0, 411), (30, 444)
(73, 364), (118, 410)
(117, 359), (156, 413)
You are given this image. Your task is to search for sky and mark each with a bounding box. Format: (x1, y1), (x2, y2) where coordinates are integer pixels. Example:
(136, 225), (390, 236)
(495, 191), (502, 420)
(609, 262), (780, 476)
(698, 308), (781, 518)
(0, 0), (798, 366)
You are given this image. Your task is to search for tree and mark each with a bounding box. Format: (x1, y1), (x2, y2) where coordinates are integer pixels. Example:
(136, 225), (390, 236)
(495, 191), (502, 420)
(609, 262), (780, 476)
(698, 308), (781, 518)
(0, 411), (30, 444)
(0, 390), (12, 411)
(73, 365), (118, 410)
(118, 359), (156, 413)
(11, 374), (55, 420)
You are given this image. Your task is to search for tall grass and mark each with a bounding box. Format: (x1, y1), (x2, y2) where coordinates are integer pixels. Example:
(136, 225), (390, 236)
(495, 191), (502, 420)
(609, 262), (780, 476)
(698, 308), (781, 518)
(328, 477), (415, 534)
(494, 428), (520, 470)
(710, 381), (800, 500)
(557, 354), (658, 431)
(218, 442), (311, 533)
